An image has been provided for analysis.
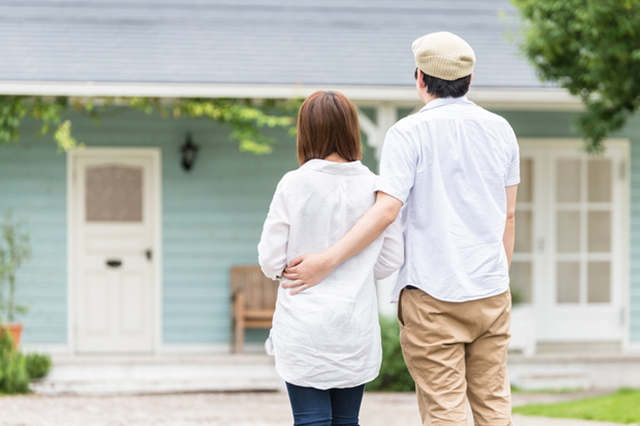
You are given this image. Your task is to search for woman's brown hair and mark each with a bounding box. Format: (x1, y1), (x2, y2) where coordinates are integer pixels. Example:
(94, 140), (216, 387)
(297, 90), (362, 165)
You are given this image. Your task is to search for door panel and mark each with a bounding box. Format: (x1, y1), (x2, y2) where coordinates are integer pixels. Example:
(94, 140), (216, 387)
(84, 271), (110, 333)
(121, 271), (146, 333)
(73, 151), (156, 354)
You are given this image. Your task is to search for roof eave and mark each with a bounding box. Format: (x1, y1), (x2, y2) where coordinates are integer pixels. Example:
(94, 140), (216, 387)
(0, 81), (583, 111)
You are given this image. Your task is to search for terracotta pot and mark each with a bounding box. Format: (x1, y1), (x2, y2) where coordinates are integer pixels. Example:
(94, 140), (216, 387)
(1, 323), (23, 350)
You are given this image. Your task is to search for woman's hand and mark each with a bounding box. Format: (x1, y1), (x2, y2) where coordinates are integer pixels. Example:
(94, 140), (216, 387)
(281, 253), (336, 295)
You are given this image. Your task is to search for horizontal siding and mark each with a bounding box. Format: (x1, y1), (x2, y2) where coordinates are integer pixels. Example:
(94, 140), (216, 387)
(626, 116), (640, 342)
(0, 109), (377, 345)
(85, 110), (298, 344)
(7, 105), (638, 345)
(0, 140), (68, 344)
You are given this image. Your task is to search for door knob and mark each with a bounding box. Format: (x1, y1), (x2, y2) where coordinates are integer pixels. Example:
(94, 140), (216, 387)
(106, 259), (122, 267)
(145, 249), (152, 260)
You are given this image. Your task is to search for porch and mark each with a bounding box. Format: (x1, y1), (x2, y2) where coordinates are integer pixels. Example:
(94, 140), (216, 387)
(508, 352), (640, 391)
(28, 349), (640, 396)
(31, 353), (281, 396)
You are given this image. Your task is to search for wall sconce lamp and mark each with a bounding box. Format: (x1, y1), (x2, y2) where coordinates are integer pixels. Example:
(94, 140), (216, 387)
(180, 132), (199, 172)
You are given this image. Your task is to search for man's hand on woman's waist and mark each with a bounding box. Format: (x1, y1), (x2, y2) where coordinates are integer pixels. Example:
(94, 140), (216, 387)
(282, 192), (402, 295)
(281, 252), (339, 295)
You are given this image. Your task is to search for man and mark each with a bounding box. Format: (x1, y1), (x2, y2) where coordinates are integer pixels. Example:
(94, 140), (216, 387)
(282, 31), (518, 426)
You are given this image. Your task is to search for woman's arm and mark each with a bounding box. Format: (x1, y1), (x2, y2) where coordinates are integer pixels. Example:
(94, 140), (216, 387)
(258, 188), (290, 280)
(374, 217), (405, 280)
(282, 124), (414, 295)
(281, 192), (402, 294)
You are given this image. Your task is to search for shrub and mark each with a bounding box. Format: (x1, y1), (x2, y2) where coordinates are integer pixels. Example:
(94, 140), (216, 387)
(0, 324), (29, 394)
(0, 323), (12, 359)
(367, 315), (415, 392)
(24, 352), (51, 380)
(0, 322), (51, 394)
(0, 352), (30, 394)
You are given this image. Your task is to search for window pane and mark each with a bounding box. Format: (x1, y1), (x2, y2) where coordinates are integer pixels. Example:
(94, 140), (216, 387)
(588, 261), (611, 303)
(588, 159), (611, 202)
(588, 211), (611, 253)
(556, 159), (581, 202)
(515, 210), (533, 253)
(86, 165), (143, 222)
(519, 158), (533, 203)
(557, 261), (580, 304)
(557, 211), (580, 253)
(510, 261), (532, 304)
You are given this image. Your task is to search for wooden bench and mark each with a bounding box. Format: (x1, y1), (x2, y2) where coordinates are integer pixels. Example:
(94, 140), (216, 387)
(230, 265), (280, 353)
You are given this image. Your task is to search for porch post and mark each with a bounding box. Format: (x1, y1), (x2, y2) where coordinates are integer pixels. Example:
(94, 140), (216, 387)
(356, 102), (397, 164)
(356, 103), (399, 317)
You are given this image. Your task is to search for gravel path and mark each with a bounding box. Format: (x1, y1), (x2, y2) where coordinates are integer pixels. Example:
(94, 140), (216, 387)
(0, 391), (624, 426)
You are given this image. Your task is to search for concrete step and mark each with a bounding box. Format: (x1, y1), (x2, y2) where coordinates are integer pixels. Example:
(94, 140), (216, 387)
(507, 352), (640, 390)
(516, 374), (591, 392)
(31, 355), (281, 396)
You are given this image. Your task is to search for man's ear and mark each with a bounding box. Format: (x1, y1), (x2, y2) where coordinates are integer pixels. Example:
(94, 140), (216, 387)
(416, 69), (427, 89)
(470, 73), (474, 85)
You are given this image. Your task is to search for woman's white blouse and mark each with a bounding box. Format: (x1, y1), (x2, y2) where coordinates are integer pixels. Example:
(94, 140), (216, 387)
(258, 159), (404, 390)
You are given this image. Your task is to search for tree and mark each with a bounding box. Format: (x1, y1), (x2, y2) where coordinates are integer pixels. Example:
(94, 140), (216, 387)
(0, 96), (300, 155)
(510, 0), (640, 152)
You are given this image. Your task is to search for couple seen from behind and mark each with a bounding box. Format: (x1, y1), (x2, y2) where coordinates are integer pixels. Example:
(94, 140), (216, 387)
(258, 31), (519, 426)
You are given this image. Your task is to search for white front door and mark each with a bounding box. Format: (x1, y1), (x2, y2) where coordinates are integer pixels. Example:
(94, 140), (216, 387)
(511, 140), (628, 347)
(72, 149), (159, 353)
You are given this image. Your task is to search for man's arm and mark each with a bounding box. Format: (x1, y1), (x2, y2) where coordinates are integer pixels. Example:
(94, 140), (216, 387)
(503, 185), (518, 268)
(281, 192), (403, 295)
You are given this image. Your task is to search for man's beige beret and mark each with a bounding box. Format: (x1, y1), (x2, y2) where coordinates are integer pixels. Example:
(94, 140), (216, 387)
(412, 32), (476, 81)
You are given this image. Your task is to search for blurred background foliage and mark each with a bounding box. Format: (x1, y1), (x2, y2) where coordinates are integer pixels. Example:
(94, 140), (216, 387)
(367, 316), (415, 392)
(0, 96), (301, 155)
(511, 0), (640, 153)
(0, 325), (51, 394)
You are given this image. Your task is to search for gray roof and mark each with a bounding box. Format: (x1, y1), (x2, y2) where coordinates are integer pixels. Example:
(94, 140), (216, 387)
(0, 0), (543, 88)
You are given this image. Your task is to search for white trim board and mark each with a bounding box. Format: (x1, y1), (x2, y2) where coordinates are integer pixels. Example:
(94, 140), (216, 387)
(517, 138), (630, 150)
(0, 80), (582, 110)
(160, 343), (266, 355)
(20, 344), (72, 355)
(66, 147), (163, 355)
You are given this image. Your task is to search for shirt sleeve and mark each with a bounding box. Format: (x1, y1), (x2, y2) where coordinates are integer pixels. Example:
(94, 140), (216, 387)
(374, 218), (405, 280)
(257, 182), (289, 280)
(504, 125), (520, 187)
(374, 125), (418, 204)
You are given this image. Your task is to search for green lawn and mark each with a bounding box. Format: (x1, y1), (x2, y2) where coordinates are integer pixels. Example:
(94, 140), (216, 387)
(512, 388), (640, 424)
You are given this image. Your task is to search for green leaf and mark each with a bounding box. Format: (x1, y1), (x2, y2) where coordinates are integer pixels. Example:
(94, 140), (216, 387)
(0, 96), (300, 154)
(510, 0), (640, 152)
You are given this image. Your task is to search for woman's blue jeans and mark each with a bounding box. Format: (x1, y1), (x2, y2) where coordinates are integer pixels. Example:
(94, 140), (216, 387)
(285, 382), (366, 426)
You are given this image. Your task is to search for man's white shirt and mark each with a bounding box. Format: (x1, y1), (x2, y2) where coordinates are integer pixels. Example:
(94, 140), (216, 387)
(375, 96), (520, 303)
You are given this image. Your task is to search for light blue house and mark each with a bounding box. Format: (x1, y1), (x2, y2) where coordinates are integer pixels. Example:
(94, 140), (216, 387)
(0, 0), (639, 361)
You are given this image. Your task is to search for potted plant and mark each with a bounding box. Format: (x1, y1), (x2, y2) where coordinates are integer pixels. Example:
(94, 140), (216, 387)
(0, 210), (31, 350)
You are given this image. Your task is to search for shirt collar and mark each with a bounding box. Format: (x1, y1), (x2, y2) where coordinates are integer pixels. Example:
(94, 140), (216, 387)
(418, 95), (474, 113)
(301, 159), (372, 176)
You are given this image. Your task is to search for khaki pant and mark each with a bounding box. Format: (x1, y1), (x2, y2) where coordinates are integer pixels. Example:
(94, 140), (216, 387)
(397, 287), (512, 426)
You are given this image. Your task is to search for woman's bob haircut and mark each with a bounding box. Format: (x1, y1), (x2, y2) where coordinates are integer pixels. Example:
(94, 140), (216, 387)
(297, 90), (362, 165)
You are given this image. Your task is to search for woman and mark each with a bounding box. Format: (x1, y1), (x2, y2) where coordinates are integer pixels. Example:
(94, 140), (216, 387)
(258, 90), (404, 426)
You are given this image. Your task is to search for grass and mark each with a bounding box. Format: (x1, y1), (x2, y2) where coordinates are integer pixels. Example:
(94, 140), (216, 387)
(512, 388), (640, 424)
